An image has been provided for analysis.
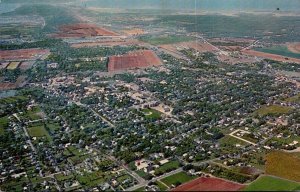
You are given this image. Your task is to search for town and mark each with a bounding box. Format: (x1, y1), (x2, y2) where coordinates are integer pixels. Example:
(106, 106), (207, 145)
(1, 0), (300, 191)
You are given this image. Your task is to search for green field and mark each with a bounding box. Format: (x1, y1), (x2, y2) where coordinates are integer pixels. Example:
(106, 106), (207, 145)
(139, 35), (194, 45)
(255, 105), (293, 116)
(160, 171), (196, 187)
(27, 125), (51, 141)
(142, 108), (162, 120)
(155, 181), (168, 191)
(155, 161), (180, 175)
(244, 176), (300, 191)
(255, 46), (300, 59)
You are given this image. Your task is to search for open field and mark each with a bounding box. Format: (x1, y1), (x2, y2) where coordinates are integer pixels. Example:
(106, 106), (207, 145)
(108, 50), (162, 72)
(27, 125), (51, 141)
(244, 176), (300, 191)
(53, 23), (119, 38)
(242, 49), (300, 64)
(161, 171), (197, 187)
(255, 46), (300, 59)
(287, 43), (300, 54)
(172, 176), (245, 191)
(266, 151), (300, 182)
(255, 105), (293, 116)
(0, 48), (50, 61)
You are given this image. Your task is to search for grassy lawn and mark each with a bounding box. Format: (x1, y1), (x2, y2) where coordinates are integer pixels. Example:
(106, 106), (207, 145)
(266, 151), (300, 182)
(155, 161), (180, 175)
(27, 125), (51, 141)
(0, 116), (9, 135)
(241, 134), (259, 143)
(136, 170), (151, 179)
(219, 135), (248, 146)
(244, 176), (300, 191)
(139, 35), (194, 45)
(142, 108), (162, 120)
(255, 105), (293, 116)
(160, 171), (196, 187)
(155, 181), (168, 191)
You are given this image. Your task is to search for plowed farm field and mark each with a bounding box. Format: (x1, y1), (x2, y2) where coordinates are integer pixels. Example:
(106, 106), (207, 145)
(53, 23), (119, 38)
(108, 50), (162, 72)
(0, 49), (50, 61)
(172, 177), (245, 191)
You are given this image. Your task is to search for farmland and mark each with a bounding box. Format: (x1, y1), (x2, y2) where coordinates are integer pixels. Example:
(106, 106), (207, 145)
(172, 177), (245, 191)
(266, 151), (300, 182)
(0, 48), (50, 61)
(53, 23), (119, 38)
(108, 50), (162, 72)
(242, 49), (300, 64)
(255, 46), (300, 59)
(244, 176), (300, 191)
(6, 62), (20, 70)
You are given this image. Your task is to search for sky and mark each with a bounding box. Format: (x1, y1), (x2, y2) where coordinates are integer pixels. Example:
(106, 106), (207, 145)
(85, 0), (300, 11)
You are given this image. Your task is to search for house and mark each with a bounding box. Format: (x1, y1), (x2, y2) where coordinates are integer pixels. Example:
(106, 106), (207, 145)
(135, 159), (149, 171)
